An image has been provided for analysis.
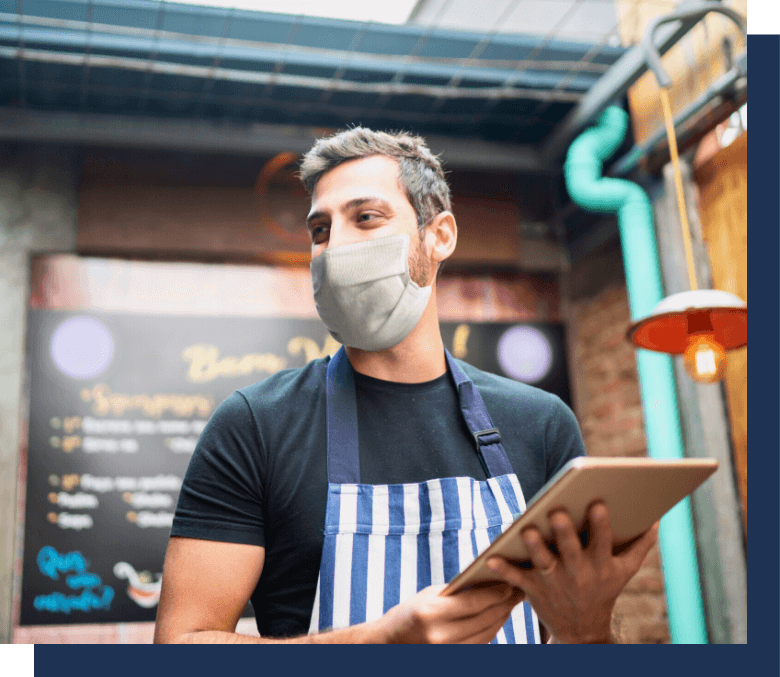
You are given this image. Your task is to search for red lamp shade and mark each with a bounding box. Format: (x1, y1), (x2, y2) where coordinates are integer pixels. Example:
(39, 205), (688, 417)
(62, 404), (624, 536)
(627, 290), (747, 354)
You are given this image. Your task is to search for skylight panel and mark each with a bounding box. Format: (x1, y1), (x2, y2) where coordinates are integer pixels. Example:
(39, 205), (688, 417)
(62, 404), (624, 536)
(159, 0), (419, 26)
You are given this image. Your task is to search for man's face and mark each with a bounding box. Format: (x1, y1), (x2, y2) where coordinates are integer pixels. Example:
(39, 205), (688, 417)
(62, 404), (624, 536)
(307, 155), (431, 287)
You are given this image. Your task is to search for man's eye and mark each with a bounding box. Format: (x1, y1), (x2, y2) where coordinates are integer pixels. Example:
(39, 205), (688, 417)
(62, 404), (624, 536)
(310, 225), (329, 242)
(357, 212), (376, 222)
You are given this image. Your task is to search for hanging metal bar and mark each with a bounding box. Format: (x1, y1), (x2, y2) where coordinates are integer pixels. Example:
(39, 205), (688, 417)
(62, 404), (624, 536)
(0, 45), (584, 102)
(542, 0), (726, 166)
(609, 53), (746, 176)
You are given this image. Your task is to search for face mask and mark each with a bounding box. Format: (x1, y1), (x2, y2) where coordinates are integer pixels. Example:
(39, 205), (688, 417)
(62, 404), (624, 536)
(311, 233), (432, 352)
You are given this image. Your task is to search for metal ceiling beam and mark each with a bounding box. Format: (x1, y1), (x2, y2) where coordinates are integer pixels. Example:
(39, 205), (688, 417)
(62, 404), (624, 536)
(540, 0), (724, 166)
(0, 107), (543, 172)
(0, 13), (613, 89)
(0, 45), (584, 102)
(0, 7), (622, 65)
(0, 77), (553, 128)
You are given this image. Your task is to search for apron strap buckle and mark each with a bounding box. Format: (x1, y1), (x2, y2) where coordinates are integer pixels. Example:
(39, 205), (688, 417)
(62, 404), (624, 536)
(473, 428), (501, 449)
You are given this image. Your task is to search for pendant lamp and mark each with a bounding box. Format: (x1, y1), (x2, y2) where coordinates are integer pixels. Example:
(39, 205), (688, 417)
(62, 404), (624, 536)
(627, 3), (747, 384)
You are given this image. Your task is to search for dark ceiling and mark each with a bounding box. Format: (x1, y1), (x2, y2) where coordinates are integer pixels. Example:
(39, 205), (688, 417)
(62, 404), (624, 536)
(0, 0), (627, 144)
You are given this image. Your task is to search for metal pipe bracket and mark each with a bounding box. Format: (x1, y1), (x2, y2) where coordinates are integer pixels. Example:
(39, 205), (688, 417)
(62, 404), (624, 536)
(642, 2), (747, 88)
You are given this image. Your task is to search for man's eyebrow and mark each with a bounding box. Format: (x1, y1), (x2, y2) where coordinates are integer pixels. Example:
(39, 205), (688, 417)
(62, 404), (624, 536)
(306, 210), (327, 227)
(306, 197), (392, 226)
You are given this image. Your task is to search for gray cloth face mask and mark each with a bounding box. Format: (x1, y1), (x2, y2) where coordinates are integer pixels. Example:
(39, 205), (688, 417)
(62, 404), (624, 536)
(310, 233), (432, 352)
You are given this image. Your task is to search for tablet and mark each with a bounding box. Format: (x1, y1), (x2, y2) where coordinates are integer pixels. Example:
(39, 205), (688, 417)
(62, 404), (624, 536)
(442, 456), (718, 596)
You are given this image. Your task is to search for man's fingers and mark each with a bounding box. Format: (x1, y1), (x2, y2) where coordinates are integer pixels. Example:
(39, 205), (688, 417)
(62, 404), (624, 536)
(587, 502), (614, 567)
(441, 582), (515, 619)
(521, 526), (558, 574)
(619, 521), (659, 572)
(485, 556), (538, 599)
(455, 595), (522, 644)
(428, 587), (520, 643)
(548, 510), (584, 574)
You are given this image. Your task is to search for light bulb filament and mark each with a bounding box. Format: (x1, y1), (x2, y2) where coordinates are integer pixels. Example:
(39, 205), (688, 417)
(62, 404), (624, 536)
(694, 346), (717, 376)
(683, 335), (727, 384)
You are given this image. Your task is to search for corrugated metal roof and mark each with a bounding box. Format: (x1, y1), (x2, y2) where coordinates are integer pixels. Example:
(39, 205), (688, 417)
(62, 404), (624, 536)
(0, 0), (627, 142)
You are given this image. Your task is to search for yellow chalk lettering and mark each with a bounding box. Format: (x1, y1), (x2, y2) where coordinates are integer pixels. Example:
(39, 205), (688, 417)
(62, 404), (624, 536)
(453, 324), (470, 359)
(78, 385), (214, 419)
(182, 344), (288, 383)
(62, 474), (80, 491)
(62, 436), (81, 453)
(219, 356), (240, 378)
(288, 335), (341, 363)
(182, 345), (220, 383)
(63, 417), (82, 434)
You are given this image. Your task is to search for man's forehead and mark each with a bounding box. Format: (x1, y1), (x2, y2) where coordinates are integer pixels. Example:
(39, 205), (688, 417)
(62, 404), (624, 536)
(310, 155), (407, 208)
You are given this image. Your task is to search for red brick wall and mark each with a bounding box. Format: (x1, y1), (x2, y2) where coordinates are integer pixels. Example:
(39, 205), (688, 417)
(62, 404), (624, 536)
(566, 237), (670, 644)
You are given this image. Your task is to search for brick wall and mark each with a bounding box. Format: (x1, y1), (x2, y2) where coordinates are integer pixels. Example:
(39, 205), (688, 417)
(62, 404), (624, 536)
(567, 237), (670, 644)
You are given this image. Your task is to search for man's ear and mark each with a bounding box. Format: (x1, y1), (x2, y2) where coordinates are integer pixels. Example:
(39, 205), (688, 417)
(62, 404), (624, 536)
(425, 211), (457, 266)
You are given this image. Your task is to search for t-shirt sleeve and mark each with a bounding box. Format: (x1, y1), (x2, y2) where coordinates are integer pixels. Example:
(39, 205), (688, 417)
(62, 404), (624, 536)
(171, 390), (267, 547)
(545, 395), (586, 480)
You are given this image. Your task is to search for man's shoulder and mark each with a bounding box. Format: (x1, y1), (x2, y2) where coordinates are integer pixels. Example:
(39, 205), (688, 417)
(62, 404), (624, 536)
(457, 359), (561, 409)
(237, 356), (328, 407)
(202, 358), (328, 443)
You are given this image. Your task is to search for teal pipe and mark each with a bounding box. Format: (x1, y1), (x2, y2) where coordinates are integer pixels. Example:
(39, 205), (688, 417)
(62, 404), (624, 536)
(564, 106), (707, 644)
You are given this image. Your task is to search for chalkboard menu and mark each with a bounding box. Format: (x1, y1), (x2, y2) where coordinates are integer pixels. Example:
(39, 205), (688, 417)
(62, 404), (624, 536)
(20, 308), (569, 626)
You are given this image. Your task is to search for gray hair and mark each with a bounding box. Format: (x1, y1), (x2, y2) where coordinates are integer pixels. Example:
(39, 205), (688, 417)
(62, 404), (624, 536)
(299, 127), (451, 231)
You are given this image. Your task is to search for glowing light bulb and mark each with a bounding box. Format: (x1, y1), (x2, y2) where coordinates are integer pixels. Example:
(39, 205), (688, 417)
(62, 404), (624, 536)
(683, 335), (727, 383)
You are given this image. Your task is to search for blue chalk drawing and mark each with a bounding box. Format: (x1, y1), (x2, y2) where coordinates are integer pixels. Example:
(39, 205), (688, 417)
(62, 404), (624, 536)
(37, 546), (87, 580)
(34, 587), (115, 614)
(35, 546), (113, 614)
(66, 573), (102, 589)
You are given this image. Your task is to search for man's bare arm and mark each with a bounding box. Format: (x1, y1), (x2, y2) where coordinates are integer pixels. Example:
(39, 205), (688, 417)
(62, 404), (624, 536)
(154, 536), (524, 644)
(154, 536), (266, 644)
(154, 537), (379, 643)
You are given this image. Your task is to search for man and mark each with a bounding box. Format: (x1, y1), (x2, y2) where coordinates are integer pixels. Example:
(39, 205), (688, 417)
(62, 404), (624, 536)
(154, 128), (657, 644)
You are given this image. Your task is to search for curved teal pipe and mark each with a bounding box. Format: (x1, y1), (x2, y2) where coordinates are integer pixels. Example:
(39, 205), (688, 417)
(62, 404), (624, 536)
(564, 106), (707, 644)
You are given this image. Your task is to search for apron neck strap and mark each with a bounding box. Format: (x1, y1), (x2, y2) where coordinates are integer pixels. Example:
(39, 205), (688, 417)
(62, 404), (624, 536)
(326, 347), (360, 485)
(444, 350), (514, 478)
(325, 346), (514, 484)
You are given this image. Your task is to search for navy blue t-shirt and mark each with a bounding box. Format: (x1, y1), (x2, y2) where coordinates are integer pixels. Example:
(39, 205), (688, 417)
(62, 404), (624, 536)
(171, 356), (585, 638)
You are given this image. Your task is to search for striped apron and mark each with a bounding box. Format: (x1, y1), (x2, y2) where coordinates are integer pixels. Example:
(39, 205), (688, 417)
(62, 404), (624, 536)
(308, 346), (540, 644)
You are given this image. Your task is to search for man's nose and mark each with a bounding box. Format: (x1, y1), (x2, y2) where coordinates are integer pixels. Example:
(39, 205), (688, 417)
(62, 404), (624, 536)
(323, 218), (359, 250)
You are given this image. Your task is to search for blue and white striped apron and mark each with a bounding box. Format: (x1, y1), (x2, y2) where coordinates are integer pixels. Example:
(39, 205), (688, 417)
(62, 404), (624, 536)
(308, 346), (541, 644)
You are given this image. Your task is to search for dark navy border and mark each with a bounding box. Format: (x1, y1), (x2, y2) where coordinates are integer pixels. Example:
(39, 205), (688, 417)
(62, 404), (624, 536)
(748, 33), (779, 658)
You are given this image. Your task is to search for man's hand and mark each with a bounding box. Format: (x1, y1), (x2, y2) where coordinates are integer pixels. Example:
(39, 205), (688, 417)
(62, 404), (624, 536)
(485, 502), (658, 644)
(373, 583), (525, 644)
